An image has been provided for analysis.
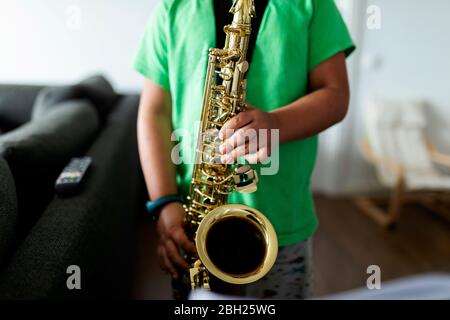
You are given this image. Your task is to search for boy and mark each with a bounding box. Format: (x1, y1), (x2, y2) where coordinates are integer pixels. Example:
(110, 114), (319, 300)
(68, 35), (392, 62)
(133, 0), (355, 299)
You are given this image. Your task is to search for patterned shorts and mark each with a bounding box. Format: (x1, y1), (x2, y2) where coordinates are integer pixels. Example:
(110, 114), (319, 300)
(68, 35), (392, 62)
(244, 239), (313, 300)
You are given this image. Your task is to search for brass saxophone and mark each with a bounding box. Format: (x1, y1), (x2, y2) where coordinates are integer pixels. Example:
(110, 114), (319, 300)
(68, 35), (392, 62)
(182, 0), (278, 293)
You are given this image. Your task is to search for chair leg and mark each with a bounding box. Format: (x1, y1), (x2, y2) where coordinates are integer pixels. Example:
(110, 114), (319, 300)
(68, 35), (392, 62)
(354, 178), (405, 228)
(387, 176), (406, 224)
(354, 197), (394, 228)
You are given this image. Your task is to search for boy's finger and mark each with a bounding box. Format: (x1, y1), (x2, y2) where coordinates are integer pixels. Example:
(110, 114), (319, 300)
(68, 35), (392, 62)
(222, 137), (257, 164)
(166, 239), (190, 269)
(160, 247), (178, 279)
(157, 245), (167, 272)
(172, 227), (197, 256)
(219, 112), (253, 140)
(220, 125), (257, 154)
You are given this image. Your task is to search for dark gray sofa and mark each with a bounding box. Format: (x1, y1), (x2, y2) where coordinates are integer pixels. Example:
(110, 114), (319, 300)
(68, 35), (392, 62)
(0, 77), (145, 299)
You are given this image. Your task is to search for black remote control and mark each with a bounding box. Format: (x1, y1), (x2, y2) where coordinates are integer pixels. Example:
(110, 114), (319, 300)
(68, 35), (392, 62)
(55, 157), (92, 196)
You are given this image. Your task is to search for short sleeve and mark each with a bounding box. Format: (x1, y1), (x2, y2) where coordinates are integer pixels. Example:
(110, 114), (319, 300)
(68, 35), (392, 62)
(308, 0), (356, 72)
(132, 1), (170, 91)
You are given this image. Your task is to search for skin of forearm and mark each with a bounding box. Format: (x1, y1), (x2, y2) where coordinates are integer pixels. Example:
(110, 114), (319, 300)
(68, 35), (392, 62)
(271, 85), (349, 144)
(137, 99), (178, 199)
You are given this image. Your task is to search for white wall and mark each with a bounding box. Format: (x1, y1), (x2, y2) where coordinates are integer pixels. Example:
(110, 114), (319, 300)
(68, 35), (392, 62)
(0, 0), (157, 93)
(331, 0), (450, 193)
(358, 0), (450, 151)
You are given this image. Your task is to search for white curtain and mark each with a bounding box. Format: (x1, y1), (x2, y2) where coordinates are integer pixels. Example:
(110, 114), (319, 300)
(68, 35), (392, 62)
(312, 0), (369, 194)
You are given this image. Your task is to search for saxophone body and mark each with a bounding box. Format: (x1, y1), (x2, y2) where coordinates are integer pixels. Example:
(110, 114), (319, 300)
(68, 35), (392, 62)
(182, 0), (278, 293)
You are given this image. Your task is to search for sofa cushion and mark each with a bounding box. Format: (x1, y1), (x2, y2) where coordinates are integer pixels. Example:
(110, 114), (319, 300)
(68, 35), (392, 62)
(32, 75), (117, 120)
(0, 157), (17, 265)
(0, 100), (99, 238)
(0, 95), (141, 299)
(32, 86), (82, 119)
(0, 85), (44, 132)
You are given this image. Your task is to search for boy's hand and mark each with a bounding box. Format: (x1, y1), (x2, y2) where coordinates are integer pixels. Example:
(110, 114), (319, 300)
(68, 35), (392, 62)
(156, 202), (196, 279)
(218, 104), (279, 164)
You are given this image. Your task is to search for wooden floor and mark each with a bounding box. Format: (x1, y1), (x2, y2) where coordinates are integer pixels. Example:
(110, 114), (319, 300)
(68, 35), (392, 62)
(131, 195), (450, 299)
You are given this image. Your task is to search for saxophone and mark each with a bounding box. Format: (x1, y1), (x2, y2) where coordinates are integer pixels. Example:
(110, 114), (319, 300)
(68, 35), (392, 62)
(181, 0), (278, 294)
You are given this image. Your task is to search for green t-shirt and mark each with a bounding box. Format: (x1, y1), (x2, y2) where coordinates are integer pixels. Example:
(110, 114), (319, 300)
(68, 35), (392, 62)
(133, 0), (355, 246)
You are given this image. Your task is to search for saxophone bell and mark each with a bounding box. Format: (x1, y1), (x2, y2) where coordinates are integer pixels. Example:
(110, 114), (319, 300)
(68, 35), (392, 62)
(196, 204), (278, 285)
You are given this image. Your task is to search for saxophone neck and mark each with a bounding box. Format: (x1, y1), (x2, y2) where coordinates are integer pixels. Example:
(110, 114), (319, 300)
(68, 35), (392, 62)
(230, 0), (256, 25)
